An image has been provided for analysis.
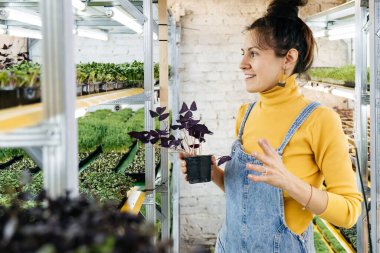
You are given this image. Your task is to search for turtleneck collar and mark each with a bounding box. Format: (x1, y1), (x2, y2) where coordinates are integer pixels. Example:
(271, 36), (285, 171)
(258, 74), (301, 108)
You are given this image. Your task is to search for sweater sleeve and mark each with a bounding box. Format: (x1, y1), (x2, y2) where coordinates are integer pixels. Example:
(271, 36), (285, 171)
(312, 107), (363, 228)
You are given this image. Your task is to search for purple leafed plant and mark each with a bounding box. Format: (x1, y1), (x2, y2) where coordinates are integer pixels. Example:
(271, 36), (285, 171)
(128, 101), (231, 166)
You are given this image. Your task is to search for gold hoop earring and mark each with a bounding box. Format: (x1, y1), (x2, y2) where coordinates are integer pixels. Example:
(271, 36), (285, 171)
(277, 71), (288, 87)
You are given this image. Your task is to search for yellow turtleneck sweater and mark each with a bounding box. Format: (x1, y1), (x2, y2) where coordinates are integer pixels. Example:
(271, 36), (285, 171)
(235, 75), (362, 235)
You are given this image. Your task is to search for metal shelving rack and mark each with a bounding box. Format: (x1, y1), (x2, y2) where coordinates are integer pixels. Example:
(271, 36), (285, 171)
(0, 0), (172, 243)
(369, 1), (380, 252)
(306, 1), (380, 252)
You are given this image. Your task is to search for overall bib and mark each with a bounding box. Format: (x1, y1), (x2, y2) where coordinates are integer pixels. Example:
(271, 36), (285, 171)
(216, 101), (320, 253)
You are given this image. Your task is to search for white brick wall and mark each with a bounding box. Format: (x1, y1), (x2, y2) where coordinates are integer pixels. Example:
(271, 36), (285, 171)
(0, 35), (27, 62)
(30, 34), (159, 63)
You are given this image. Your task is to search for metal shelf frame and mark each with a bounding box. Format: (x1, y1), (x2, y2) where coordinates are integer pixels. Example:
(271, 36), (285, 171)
(307, 0), (380, 252)
(0, 0), (172, 244)
(369, 1), (380, 252)
(0, 0), (158, 36)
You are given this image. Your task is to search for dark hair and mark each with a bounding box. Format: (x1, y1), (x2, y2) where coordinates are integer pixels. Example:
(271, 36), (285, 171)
(246, 0), (315, 74)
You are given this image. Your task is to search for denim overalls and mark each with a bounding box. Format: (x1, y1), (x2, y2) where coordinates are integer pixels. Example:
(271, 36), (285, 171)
(216, 101), (320, 253)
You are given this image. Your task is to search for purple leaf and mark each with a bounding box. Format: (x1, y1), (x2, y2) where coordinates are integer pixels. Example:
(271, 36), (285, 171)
(157, 129), (169, 135)
(156, 106), (166, 115)
(149, 130), (160, 138)
(150, 138), (160, 144)
(179, 102), (189, 114)
(160, 137), (170, 147)
(217, 156), (232, 166)
(2, 44), (12, 50)
(184, 111), (193, 119)
(149, 110), (159, 118)
(128, 131), (147, 140)
(190, 101), (197, 111)
(189, 144), (200, 149)
(159, 113), (170, 121)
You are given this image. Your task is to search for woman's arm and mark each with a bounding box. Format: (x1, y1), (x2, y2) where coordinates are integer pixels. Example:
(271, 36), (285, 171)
(211, 159), (225, 192)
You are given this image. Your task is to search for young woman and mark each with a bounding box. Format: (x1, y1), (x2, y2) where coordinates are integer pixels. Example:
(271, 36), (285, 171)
(180, 0), (362, 252)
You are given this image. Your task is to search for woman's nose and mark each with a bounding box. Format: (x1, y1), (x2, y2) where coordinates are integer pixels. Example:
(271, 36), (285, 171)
(240, 54), (251, 70)
(240, 56), (251, 70)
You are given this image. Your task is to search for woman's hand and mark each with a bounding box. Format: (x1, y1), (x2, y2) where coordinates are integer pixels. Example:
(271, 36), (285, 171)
(179, 153), (217, 182)
(246, 138), (293, 190)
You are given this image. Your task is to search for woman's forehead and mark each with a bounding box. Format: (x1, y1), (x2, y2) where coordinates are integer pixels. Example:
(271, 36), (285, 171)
(243, 31), (260, 49)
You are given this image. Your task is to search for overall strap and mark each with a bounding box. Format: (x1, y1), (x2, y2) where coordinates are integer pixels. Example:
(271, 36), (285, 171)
(276, 101), (320, 155)
(237, 102), (256, 141)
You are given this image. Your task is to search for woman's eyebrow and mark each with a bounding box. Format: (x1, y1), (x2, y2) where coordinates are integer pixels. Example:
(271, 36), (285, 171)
(241, 47), (258, 52)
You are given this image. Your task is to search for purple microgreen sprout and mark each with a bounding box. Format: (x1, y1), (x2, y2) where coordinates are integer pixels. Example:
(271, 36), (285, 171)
(128, 101), (231, 165)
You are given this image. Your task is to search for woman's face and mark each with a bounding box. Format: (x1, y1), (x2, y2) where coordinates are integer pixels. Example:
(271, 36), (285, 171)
(240, 30), (285, 93)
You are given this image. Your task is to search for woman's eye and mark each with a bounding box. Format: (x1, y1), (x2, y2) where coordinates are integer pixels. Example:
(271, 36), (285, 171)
(250, 52), (257, 58)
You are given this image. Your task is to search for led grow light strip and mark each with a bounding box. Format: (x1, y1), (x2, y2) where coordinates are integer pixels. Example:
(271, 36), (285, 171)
(110, 6), (143, 34)
(6, 27), (108, 41)
(76, 28), (108, 41)
(0, 8), (41, 27)
(8, 27), (42, 39)
(72, 0), (86, 11)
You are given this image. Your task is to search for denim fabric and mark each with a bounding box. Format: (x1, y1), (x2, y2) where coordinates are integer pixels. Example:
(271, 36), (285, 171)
(216, 101), (320, 253)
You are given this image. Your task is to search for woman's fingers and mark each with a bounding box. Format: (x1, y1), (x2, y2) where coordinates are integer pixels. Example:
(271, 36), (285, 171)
(246, 163), (269, 174)
(181, 160), (187, 173)
(251, 150), (274, 167)
(211, 155), (217, 166)
(247, 174), (267, 182)
(258, 138), (278, 158)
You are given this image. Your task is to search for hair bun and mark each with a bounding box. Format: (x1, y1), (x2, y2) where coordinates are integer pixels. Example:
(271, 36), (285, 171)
(266, 0), (308, 19)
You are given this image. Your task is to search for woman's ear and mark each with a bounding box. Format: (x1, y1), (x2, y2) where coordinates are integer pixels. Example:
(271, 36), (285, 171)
(284, 48), (299, 72)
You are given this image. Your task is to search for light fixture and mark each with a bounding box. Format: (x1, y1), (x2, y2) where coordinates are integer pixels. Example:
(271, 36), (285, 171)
(327, 25), (355, 36)
(330, 87), (355, 100)
(312, 30), (327, 38)
(72, 0), (86, 11)
(109, 7), (143, 34)
(7, 27), (42, 39)
(76, 28), (108, 41)
(328, 32), (355, 40)
(0, 8), (41, 26)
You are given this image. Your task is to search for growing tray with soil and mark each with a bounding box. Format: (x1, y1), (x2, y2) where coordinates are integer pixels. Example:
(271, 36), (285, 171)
(124, 144), (161, 178)
(79, 152), (135, 202)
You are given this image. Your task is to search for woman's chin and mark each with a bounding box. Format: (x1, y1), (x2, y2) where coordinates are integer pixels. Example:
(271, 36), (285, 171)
(245, 82), (259, 93)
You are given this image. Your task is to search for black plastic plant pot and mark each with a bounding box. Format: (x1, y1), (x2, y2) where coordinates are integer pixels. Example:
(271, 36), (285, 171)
(20, 87), (41, 105)
(82, 84), (90, 95)
(76, 85), (83, 96)
(184, 155), (212, 184)
(107, 82), (114, 91)
(0, 88), (20, 109)
(88, 84), (95, 94)
(94, 83), (100, 93)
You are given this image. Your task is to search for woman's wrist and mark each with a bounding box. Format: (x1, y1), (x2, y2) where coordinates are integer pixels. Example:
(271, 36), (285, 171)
(211, 165), (225, 191)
